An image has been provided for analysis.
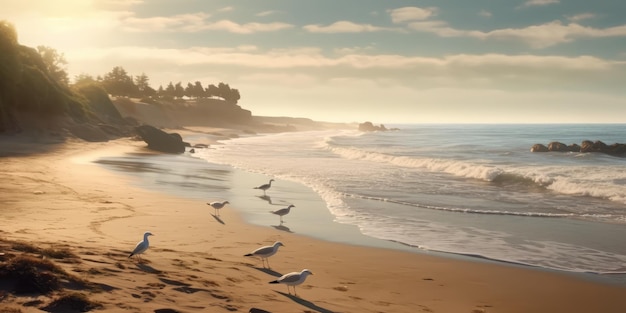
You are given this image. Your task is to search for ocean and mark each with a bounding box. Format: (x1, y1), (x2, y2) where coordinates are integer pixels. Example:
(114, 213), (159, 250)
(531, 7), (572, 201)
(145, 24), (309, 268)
(97, 124), (626, 282)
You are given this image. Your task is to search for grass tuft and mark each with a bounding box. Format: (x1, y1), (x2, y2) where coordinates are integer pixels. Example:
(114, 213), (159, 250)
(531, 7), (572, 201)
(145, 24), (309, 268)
(11, 241), (78, 260)
(43, 292), (103, 312)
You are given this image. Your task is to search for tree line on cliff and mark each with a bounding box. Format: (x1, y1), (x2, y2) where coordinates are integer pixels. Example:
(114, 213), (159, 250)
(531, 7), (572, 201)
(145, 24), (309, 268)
(76, 67), (241, 104)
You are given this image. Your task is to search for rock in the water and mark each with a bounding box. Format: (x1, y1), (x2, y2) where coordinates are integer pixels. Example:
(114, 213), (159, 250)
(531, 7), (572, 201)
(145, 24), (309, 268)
(532, 140), (625, 156)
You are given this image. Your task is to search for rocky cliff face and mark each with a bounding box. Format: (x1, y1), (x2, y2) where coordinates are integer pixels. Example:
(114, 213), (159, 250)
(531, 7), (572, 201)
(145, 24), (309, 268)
(112, 98), (252, 128)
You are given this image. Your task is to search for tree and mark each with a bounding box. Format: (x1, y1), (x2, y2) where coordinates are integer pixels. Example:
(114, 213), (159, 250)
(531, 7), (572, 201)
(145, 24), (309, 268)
(165, 82), (175, 98)
(143, 86), (157, 98)
(157, 85), (165, 98)
(174, 82), (184, 99)
(217, 82), (230, 100)
(206, 84), (219, 98)
(185, 82), (194, 98)
(0, 20), (20, 131)
(102, 66), (136, 97)
(193, 81), (206, 98)
(37, 45), (69, 85)
(229, 88), (241, 104)
(73, 73), (97, 87)
(134, 72), (151, 95)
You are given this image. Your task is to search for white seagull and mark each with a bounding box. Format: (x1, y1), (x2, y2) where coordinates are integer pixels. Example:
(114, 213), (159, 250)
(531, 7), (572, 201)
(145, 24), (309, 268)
(269, 269), (313, 296)
(270, 204), (295, 223)
(129, 231), (154, 260)
(254, 179), (275, 195)
(207, 200), (229, 216)
(244, 241), (284, 268)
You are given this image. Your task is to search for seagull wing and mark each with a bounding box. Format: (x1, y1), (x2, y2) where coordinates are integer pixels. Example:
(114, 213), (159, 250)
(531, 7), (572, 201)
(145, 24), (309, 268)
(278, 272), (302, 283)
(131, 240), (148, 255)
(253, 246), (273, 255)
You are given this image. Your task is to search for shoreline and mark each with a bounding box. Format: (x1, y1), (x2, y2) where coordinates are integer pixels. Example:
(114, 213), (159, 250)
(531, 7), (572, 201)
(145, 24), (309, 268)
(2, 133), (626, 312)
(95, 141), (626, 286)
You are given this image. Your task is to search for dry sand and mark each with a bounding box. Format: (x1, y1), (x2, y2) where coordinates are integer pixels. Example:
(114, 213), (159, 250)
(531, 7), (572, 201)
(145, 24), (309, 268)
(1, 132), (626, 313)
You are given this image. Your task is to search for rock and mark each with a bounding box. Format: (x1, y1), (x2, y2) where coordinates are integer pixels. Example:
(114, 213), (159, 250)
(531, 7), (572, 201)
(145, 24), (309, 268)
(567, 143), (581, 152)
(547, 141), (568, 152)
(358, 121), (388, 132)
(135, 125), (186, 153)
(581, 140), (608, 153)
(583, 141), (626, 156)
(532, 140), (625, 156)
(530, 144), (548, 152)
(580, 140), (594, 152)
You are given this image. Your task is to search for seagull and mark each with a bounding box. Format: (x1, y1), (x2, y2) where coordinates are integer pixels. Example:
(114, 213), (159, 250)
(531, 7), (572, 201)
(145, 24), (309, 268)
(254, 179), (275, 195)
(129, 231), (154, 260)
(244, 241), (284, 269)
(270, 205), (295, 223)
(207, 200), (229, 216)
(269, 269), (313, 296)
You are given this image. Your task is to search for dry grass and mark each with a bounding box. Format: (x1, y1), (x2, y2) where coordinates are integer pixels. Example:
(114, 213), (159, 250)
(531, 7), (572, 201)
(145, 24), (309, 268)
(0, 239), (89, 295)
(42, 292), (103, 312)
(11, 241), (78, 260)
(0, 238), (104, 311)
(0, 255), (67, 294)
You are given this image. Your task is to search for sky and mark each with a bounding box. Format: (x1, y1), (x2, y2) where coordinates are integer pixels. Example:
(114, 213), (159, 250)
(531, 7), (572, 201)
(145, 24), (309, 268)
(2, 0), (626, 124)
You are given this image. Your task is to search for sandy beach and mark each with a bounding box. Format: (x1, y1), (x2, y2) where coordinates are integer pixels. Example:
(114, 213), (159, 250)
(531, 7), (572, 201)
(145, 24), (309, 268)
(1, 131), (626, 313)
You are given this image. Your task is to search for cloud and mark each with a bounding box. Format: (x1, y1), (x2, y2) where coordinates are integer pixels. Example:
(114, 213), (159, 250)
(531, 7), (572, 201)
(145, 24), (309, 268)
(217, 6), (234, 13)
(121, 14), (293, 33)
(205, 20), (293, 34)
(519, 0), (559, 8)
(333, 46), (375, 55)
(406, 19), (626, 49)
(256, 10), (282, 17)
(478, 10), (492, 18)
(121, 12), (212, 32)
(388, 6), (436, 23)
(387, 5), (625, 48)
(566, 13), (596, 22)
(481, 21), (626, 48)
(95, 0), (143, 9)
(303, 21), (402, 33)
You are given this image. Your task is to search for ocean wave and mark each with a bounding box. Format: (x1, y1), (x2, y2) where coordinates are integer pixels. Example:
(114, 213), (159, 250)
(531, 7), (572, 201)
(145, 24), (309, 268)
(325, 145), (626, 204)
(342, 193), (581, 218)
